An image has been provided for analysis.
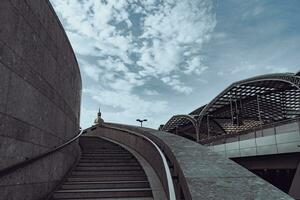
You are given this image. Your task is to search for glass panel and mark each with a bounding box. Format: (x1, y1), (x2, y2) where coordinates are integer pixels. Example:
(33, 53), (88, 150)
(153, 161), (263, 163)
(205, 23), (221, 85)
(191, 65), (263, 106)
(256, 130), (263, 138)
(256, 135), (276, 146)
(239, 138), (256, 148)
(226, 149), (240, 158)
(225, 141), (239, 150)
(213, 144), (225, 152)
(257, 145), (277, 155)
(240, 147), (256, 157)
(276, 131), (300, 144)
(226, 137), (238, 143)
(213, 139), (225, 145)
(240, 132), (255, 141)
(215, 151), (227, 157)
(277, 141), (300, 154)
(276, 122), (299, 134)
(208, 146), (214, 151)
(263, 128), (275, 136)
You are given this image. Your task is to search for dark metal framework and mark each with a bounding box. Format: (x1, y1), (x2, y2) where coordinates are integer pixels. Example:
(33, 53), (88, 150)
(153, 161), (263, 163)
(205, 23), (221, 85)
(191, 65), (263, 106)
(163, 114), (200, 141)
(162, 72), (300, 143)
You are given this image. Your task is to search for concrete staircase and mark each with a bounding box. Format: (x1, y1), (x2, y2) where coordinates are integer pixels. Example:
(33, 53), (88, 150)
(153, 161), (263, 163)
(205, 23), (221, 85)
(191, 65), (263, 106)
(51, 137), (153, 200)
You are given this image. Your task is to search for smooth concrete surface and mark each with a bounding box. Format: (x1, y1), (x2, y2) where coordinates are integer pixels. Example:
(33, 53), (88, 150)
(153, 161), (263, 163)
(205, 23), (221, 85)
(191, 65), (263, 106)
(0, 0), (81, 199)
(91, 123), (293, 200)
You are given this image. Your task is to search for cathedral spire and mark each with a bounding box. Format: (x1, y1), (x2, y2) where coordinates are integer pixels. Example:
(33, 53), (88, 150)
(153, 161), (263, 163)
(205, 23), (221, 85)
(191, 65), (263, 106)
(94, 107), (104, 125)
(98, 107), (101, 117)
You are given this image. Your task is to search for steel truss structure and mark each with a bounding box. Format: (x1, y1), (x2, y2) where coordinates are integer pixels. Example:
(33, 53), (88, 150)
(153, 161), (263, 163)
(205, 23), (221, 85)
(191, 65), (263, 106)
(162, 72), (300, 143)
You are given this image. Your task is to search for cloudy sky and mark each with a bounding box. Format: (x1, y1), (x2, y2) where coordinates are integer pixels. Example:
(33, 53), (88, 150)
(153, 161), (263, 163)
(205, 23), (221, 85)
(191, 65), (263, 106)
(50, 0), (300, 129)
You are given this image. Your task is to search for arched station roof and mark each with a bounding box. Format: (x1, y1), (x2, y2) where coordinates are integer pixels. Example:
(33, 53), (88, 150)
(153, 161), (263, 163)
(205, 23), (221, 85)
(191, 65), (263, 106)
(162, 106), (206, 133)
(163, 115), (197, 131)
(162, 72), (300, 142)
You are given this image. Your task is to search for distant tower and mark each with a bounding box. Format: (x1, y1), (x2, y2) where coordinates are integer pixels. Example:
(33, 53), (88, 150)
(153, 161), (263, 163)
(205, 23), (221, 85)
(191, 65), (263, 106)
(94, 108), (104, 125)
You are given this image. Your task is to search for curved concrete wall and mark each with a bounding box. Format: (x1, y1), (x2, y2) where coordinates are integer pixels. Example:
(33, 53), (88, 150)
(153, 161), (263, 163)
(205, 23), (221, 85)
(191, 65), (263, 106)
(0, 0), (81, 199)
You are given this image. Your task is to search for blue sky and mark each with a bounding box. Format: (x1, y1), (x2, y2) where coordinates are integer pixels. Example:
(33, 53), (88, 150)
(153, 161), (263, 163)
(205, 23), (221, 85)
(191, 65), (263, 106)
(50, 0), (300, 129)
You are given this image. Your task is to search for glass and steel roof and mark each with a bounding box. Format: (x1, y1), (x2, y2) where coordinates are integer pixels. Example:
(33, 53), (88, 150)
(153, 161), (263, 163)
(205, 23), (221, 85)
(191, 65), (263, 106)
(162, 72), (300, 143)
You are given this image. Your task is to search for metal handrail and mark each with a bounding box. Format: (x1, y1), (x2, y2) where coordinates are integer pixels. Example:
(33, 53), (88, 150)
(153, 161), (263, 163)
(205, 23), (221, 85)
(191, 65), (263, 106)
(0, 128), (83, 178)
(102, 124), (176, 200)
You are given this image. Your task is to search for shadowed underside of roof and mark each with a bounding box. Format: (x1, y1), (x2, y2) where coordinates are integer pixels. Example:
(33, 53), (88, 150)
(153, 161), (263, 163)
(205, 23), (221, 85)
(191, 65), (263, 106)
(162, 72), (300, 143)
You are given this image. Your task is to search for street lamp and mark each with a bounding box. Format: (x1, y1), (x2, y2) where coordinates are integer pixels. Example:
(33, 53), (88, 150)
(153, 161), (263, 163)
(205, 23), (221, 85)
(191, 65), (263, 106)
(136, 119), (147, 127)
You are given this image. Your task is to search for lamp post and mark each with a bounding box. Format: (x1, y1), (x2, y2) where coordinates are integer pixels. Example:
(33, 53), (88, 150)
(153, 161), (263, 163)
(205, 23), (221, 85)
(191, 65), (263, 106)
(136, 119), (147, 127)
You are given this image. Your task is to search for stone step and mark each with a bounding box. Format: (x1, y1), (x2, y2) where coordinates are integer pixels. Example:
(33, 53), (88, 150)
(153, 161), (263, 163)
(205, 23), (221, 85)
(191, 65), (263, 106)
(82, 152), (131, 156)
(61, 181), (150, 190)
(53, 197), (153, 200)
(83, 151), (132, 154)
(82, 150), (129, 153)
(67, 175), (148, 182)
(81, 155), (134, 159)
(52, 137), (152, 199)
(82, 146), (124, 149)
(79, 140), (116, 146)
(82, 148), (125, 151)
(82, 149), (125, 153)
(79, 158), (135, 162)
(82, 150), (128, 153)
(82, 152), (131, 155)
(77, 162), (140, 167)
(75, 166), (142, 171)
(80, 156), (136, 160)
(79, 159), (137, 163)
(53, 188), (152, 199)
(71, 170), (145, 176)
(81, 155), (134, 160)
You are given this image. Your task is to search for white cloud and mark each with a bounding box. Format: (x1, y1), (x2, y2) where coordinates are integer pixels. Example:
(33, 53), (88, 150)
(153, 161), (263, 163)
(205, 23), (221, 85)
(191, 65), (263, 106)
(242, 6), (264, 20)
(50, 0), (300, 130)
(185, 57), (208, 75)
(144, 89), (159, 96)
(217, 62), (291, 79)
(83, 87), (168, 117)
(80, 60), (102, 81)
(50, 0), (216, 128)
(137, 0), (216, 81)
(80, 107), (98, 128)
(230, 63), (257, 75)
(264, 66), (290, 73)
(161, 76), (193, 94)
(51, 0), (215, 92)
(66, 31), (99, 56)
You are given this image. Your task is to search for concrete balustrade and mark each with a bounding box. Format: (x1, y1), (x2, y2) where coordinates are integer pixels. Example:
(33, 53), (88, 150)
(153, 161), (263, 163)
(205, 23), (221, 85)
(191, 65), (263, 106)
(84, 123), (292, 200)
